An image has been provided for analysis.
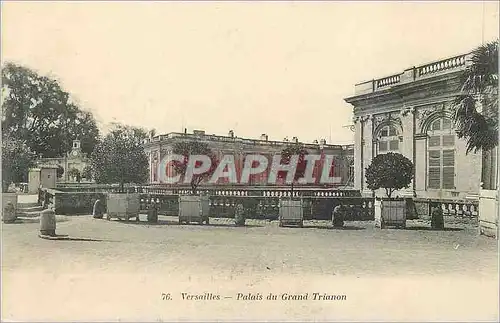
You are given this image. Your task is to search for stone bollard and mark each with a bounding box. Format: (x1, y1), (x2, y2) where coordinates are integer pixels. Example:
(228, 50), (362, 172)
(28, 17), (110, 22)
(147, 201), (158, 223)
(2, 202), (17, 223)
(234, 204), (246, 226)
(332, 205), (345, 228)
(40, 207), (56, 237)
(93, 199), (103, 219)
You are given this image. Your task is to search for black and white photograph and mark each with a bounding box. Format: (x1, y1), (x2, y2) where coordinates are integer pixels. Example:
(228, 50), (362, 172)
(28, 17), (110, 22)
(1, 1), (499, 321)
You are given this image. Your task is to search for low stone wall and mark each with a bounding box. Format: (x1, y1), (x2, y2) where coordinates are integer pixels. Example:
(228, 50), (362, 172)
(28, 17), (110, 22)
(53, 191), (107, 215)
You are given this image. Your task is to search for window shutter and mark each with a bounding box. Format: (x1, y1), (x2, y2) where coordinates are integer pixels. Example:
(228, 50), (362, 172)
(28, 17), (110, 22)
(428, 167), (441, 188)
(429, 136), (440, 147)
(379, 141), (388, 152)
(442, 135), (455, 147)
(442, 150), (454, 166)
(389, 140), (399, 151)
(428, 150), (441, 167)
(443, 167), (455, 189)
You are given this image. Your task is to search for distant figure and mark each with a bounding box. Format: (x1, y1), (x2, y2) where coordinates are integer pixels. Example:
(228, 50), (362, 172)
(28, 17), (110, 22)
(147, 199), (158, 223)
(93, 199), (103, 219)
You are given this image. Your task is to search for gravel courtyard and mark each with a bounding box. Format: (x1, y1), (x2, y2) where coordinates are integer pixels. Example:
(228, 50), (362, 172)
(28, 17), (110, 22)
(2, 212), (498, 322)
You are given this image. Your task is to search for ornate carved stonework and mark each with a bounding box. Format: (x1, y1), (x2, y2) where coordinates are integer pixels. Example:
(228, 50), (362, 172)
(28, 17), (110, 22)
(416, 102), (451, 130)
(400, 105), (415, 117)
(371, 111), (402, 134)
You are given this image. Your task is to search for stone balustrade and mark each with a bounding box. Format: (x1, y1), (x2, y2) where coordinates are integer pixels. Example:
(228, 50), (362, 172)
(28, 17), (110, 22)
(352, 53), (470, 95)
(417, 54), (467, 77)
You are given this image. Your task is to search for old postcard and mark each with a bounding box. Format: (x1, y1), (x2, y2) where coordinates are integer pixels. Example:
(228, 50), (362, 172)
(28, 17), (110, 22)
(1, 1), (499, 322)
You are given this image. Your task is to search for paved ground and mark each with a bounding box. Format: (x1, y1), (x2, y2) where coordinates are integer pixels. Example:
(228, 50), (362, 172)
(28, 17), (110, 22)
(2, 211), (499, 322)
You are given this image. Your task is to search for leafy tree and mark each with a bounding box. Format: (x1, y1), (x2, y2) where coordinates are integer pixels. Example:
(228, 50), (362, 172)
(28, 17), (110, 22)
(90, 123), (148, 191)
(68, 168), (81, 183)
(81, 165), (92, 181)
(56, 165), (64, 179)
(172, 140), (218, 194)
(365, 152), (413, 198)
(1, 134), (36, 191)
(452, 40), (498, 153)
(278, 143), (309, 191)
(1, 62), (99, 157)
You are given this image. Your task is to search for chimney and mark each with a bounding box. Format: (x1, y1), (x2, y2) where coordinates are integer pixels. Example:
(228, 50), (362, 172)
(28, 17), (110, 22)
(260, 133), (268, 141)
(229, 130), (234, 138)
(292, 136), (298, 143)
(184, 128), (187, 134)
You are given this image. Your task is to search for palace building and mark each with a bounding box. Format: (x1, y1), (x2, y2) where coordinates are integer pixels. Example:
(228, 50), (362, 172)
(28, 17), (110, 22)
(143, 130), (354, 187)
(344, 52), (483, 200)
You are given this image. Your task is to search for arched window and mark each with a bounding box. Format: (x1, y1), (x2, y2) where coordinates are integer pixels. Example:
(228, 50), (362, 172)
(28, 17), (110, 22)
(427, 117), (455, 189)
(376, 124), (400, 154)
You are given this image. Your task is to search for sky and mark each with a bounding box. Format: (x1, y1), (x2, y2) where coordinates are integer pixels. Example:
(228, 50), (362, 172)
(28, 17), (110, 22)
(2, 1), (499, 145)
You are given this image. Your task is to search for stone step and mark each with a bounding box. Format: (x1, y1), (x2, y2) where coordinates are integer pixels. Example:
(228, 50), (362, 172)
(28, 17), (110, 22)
(17, 205), (44, 212)
(16, 210), (41, 218)
(17, 202), (40, 208)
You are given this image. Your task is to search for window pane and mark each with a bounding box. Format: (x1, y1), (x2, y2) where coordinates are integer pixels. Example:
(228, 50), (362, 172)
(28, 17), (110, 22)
(431, 119), (441, 131)
(380, 128), (388, 137)
(389, 140), (399, 151)
(442, 118), (452, 130)
(379, 141), (388, 152)
(443, 150), (455, 166)
(429, 136), (441, 147)
(428, 167), (441, 188)
(442, 135), (455, 146)
(389, 127), (397, 136)
(429, 150), (441, 167)
(443, 167), (455, 189)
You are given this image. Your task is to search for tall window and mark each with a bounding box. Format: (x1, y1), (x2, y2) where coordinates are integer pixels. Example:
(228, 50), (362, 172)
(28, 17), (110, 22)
(377, 125), (400, 154)
(427, 117), (455, 189)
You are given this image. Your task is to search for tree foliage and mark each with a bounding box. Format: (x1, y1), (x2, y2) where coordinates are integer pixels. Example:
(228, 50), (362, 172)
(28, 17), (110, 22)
(81, 165), (92, 181)
(90, 123), (149, 190)
(452, 40), (499, 153)
(172, 140), (218, 194)
(1, 134), (36, 191)
(1, 62), (99, 158)
(365, 152), (413, 198)
(279, 143), (309, 185)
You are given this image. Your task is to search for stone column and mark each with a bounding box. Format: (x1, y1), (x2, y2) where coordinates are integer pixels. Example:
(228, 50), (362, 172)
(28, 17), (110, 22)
(361, 115), (373, 196)
(353, 116), (362, 190)
(400, 106), (416, 196)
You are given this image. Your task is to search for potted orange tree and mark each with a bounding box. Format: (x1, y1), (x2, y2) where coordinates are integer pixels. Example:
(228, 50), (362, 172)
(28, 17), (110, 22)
(365, 152), (413, 229)
(172, 140), (218, 225)
(91, 124), (148, 222)
(277, 143), (309, 227)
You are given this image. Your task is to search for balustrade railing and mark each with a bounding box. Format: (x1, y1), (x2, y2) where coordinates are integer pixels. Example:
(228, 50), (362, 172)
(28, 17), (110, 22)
(376, 74), (401, 89)
(139, 194), (375, 221)
(412, 198), (478, 218)
(417, 54), (467, 77)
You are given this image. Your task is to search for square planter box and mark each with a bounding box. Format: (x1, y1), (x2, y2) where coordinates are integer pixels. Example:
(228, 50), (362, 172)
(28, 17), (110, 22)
(279, 198), (303, 227)
(374, 198), (406, 229)
(2, 193), (18, 223)
(178, 195), (210, 224)
(479, 189), (499, 239)
(106, 193), (140, 221)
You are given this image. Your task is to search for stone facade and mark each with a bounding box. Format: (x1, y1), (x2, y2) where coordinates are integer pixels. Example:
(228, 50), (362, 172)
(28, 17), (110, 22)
(37, 140), (90, 182)
(143, 130), (354, 187)
(345, 53), (482, 201)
